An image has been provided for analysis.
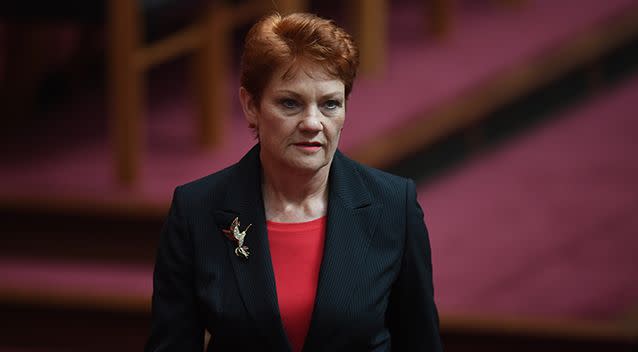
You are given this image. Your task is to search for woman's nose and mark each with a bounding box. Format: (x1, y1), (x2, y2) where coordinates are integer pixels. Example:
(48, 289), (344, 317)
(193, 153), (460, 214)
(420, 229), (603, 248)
(298, 106), (323, 132)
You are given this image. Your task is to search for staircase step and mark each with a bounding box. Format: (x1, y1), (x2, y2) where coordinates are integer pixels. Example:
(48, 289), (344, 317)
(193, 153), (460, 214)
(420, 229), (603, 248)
(0, 256), (152, 351)
(1, 209), (163, 263)
(0, 257), (151, 312)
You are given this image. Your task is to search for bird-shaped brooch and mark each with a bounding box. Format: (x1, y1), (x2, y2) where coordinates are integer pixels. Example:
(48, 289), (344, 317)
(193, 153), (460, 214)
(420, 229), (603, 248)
(223, 217), (252, 259)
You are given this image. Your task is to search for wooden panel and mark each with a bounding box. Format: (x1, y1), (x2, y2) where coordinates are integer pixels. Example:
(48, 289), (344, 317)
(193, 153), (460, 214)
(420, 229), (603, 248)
(108, 0), (144, 186)
(192, 5), (231, 148)
(351, 0), (387, 76)
(428, 0), (454, 37)
(135, 23), (205, 71)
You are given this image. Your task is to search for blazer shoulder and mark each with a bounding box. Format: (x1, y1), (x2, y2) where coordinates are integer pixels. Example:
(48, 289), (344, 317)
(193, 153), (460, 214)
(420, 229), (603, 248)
(173, 144), (262, 208)
(171, 162), (238, 206)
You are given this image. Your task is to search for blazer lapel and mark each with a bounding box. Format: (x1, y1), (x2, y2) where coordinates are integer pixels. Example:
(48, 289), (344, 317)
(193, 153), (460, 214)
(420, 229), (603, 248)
(211, 145), (291, 351)
(303, 151), (382, 352)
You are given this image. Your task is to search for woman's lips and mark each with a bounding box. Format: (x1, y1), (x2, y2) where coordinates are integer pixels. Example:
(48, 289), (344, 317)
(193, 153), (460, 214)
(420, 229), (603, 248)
(293, 142), (322, 152)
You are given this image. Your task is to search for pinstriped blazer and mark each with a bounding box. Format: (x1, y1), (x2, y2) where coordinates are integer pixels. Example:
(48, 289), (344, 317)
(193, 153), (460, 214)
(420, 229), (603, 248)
(145, 144), (442, 352)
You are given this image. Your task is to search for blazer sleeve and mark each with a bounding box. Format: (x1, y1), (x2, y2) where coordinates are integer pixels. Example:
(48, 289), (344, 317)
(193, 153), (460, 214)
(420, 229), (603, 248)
(145, 187), (205, 351)
(387, 179), (443, 351)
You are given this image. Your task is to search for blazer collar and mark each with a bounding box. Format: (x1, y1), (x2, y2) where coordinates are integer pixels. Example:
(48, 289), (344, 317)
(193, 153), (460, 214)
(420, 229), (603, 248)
(303, 150), (381, 352)
(212, 144), (290, 351)
(212, 144), (381, 352)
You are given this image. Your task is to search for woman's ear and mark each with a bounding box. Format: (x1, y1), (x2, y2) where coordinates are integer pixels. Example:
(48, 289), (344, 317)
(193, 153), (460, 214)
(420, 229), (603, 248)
(239, 87), (258, 128)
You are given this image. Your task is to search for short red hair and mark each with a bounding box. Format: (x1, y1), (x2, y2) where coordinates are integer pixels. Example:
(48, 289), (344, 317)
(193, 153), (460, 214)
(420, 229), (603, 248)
(240, 12), (359, 102)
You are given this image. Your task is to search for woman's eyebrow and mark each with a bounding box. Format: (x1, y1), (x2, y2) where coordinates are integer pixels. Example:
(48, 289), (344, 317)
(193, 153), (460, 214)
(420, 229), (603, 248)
(273, 89), (344, 100)
(320, 92), (345, 100)
(273, 89), (302, 98)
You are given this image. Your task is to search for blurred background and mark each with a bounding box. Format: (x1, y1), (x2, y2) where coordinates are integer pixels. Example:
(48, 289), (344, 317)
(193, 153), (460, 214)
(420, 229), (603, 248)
(1, 0), (637, 351)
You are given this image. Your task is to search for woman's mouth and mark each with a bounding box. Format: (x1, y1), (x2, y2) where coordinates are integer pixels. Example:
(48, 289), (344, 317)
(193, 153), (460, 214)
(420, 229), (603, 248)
(293, 142), (322, 152)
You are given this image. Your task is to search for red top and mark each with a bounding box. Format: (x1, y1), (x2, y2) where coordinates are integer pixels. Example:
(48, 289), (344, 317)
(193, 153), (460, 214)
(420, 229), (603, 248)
(267, 216), (327, 352)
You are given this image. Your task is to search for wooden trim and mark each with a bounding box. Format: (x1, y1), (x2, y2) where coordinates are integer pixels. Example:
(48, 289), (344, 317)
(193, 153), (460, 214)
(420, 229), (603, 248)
(108, 0), (144, 186)
(350, 0), (387, 76)
(428, 0), (454, 37)
(134, 22), (205, 71)
(0, 286), (150, 313)
(0, 196), (168, 219)
(441, 314), (638, 342)
(192, 6), (231, 148)
(134, 1), (268, 71)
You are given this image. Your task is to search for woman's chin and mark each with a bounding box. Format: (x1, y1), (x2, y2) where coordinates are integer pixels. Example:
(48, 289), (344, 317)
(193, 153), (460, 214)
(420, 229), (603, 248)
(283, 155), (331, 174)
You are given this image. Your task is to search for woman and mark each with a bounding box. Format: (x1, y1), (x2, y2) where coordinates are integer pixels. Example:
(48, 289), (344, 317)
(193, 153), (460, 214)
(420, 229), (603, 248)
(146, 12), (442, 352)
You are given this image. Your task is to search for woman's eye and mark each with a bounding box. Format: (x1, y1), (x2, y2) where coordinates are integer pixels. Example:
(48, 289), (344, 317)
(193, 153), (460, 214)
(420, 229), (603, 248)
(280, 99), (299, 109)
(323, 100), (342, 110)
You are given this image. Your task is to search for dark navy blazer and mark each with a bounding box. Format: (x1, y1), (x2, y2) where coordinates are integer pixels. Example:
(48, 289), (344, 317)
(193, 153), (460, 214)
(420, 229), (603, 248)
(145, 144), (442, 351)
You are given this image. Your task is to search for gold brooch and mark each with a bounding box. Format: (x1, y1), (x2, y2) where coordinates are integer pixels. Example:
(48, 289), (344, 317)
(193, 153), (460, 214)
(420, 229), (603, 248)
(222, 217), (252, 259)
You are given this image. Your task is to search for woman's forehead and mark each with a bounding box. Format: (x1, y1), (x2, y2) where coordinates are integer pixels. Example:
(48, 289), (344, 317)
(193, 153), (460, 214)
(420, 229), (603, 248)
(267, 62), (345, 95)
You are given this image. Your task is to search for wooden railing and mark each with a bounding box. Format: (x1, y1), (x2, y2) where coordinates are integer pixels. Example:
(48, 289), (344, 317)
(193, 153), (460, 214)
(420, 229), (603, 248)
(104, 0), (531, 186)
(107, 0), (271, 186)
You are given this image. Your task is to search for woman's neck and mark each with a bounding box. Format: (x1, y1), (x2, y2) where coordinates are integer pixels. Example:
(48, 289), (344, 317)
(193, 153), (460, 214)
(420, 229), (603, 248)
(261, 161), (330, 223)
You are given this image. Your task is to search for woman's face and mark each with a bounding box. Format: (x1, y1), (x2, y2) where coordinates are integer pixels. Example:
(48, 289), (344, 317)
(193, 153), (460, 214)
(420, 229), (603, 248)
(241, 63), (346, 175)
